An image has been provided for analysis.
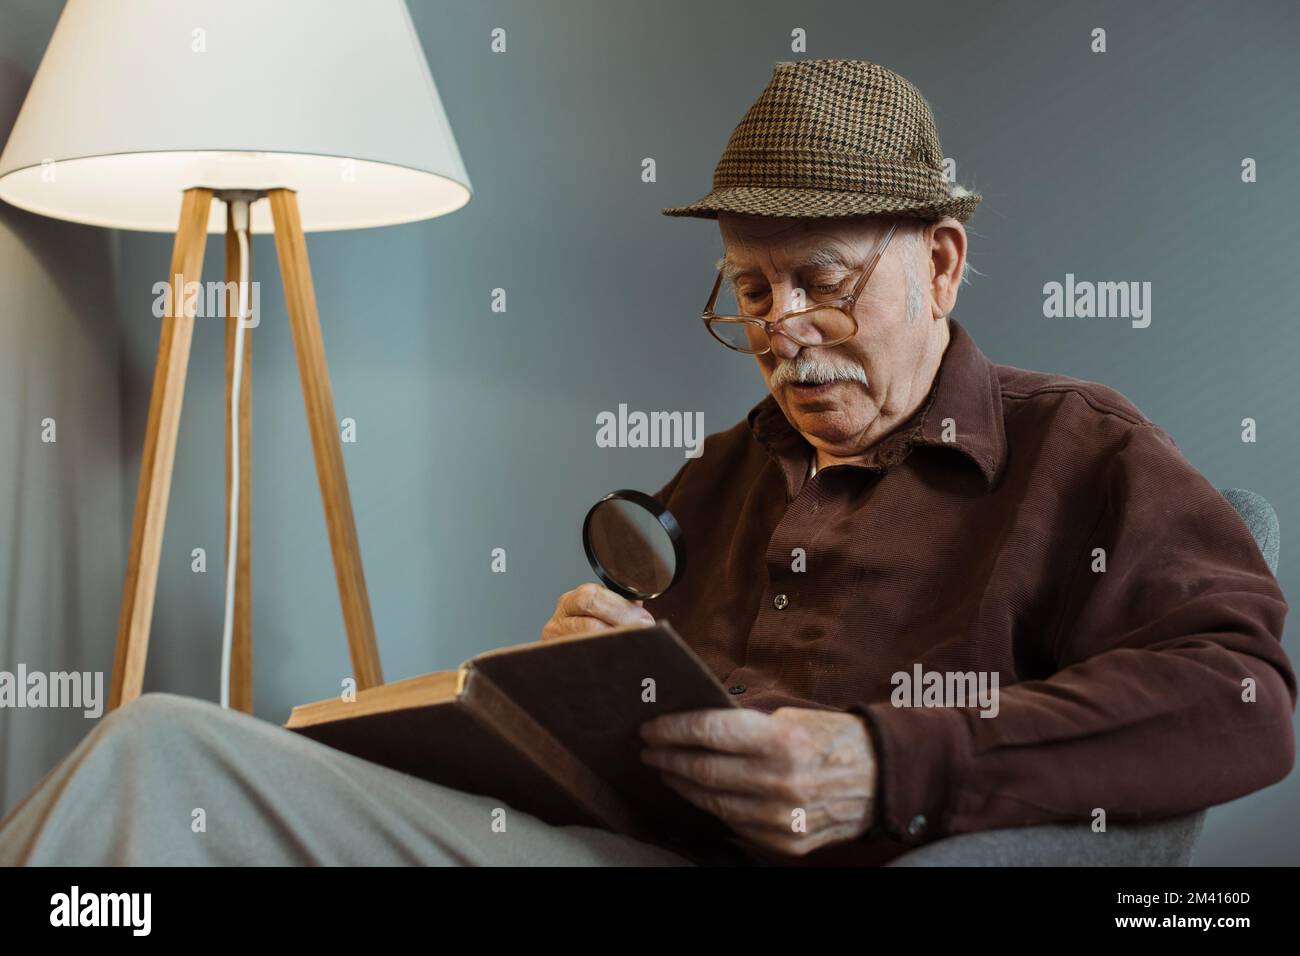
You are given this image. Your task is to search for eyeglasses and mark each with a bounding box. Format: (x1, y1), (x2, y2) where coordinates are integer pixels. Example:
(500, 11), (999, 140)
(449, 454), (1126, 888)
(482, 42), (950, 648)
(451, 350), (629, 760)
(701, 221), (899, 355)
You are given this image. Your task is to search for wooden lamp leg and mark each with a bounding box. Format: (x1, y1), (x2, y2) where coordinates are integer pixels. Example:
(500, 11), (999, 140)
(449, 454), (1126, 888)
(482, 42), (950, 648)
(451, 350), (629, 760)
(224, 204), (254, 713)
(109, 187), (214, 712)
(268, 188), (384, 690)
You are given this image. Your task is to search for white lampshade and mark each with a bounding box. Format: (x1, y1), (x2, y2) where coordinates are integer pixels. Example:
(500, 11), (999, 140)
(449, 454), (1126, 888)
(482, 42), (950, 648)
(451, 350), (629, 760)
(0, 0), (472, 233)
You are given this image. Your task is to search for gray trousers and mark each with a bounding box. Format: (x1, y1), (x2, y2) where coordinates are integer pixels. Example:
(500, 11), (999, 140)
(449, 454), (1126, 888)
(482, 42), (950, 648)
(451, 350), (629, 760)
(0, 692), (694, 866)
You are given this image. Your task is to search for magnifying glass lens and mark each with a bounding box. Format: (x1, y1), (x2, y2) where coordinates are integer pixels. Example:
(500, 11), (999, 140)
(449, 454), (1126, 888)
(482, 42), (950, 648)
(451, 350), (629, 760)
(582, 491), (684, 600)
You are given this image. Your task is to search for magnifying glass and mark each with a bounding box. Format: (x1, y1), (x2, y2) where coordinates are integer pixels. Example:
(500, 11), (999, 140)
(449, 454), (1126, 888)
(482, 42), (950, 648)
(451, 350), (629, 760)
(582, 489), (685, 600)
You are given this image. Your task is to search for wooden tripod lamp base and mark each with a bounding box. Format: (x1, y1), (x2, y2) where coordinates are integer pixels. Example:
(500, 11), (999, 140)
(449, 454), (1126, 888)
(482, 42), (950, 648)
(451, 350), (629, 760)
(107, 187), (384, 714)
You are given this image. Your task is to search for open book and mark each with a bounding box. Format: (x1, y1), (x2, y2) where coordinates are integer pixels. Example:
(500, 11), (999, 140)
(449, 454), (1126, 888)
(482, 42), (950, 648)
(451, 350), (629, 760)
(284, 620), (738, 850)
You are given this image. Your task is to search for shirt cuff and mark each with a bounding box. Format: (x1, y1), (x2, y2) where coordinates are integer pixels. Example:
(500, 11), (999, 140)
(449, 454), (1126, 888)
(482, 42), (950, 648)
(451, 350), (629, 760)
(847, 700), (973, 846)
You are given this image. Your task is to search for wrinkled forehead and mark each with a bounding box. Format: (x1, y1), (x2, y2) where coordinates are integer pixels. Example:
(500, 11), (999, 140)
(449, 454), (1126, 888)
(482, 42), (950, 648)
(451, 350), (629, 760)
(717, 214), (893, 280)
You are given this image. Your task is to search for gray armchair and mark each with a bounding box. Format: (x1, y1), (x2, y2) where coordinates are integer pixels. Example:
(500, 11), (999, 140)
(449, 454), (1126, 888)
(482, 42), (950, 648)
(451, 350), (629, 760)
(889, 488), (1280, 866)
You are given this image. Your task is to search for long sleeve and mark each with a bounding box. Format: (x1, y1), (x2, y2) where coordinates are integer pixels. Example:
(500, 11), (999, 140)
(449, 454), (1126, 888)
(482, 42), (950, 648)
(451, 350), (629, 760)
(851, 421), (1295, 846)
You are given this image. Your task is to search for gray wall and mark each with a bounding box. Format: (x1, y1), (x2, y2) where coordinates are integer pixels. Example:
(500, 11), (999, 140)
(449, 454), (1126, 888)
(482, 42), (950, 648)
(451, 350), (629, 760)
(3, 0), (1297, 864)
(0, 0), (123, 812)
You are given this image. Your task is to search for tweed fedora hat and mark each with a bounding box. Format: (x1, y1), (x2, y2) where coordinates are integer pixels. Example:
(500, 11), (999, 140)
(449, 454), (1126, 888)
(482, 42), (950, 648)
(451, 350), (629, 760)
(662, 58), (979, 223)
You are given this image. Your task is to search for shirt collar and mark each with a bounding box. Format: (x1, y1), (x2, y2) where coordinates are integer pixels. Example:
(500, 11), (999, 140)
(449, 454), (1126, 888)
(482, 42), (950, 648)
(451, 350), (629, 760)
(746, 318), (1007, 497)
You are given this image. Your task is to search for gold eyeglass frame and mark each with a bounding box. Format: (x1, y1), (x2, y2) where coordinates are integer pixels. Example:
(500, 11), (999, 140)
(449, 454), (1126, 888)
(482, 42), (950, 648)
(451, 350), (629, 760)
(701, 221), (900, 355)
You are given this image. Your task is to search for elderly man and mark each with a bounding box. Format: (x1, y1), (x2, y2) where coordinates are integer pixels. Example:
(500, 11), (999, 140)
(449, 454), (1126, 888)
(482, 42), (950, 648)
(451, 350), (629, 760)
(544, 58), (1296, 864)
(1, 58), (1292, 867)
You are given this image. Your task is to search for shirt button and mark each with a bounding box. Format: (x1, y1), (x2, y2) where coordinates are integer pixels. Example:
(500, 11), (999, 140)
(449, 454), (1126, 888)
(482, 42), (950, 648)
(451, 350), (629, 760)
(773, 593), (789, 610)
(728, 684), (746, 695)
(907, 814), (928, 837)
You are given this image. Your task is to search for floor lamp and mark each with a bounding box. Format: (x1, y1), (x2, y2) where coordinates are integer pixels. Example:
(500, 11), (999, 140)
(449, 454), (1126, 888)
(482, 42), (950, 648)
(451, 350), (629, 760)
(0, 0), (472, 713)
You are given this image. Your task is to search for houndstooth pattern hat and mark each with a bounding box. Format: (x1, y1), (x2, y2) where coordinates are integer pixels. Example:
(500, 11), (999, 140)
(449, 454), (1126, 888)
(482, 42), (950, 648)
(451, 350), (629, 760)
(662, 58), (980, 223)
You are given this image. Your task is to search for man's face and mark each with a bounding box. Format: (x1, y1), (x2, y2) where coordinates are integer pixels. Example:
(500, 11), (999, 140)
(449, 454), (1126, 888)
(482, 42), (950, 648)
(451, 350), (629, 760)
(716, 213), (956, 461)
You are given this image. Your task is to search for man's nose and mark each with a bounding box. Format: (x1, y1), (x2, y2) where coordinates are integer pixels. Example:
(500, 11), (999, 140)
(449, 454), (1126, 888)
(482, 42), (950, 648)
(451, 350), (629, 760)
(765, 284), (804, 359)
(768, 327), (802, 360)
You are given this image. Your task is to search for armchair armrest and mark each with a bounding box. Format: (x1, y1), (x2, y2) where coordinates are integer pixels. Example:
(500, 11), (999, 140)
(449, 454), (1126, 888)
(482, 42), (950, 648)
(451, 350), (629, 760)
(886, 810), (1206, 866)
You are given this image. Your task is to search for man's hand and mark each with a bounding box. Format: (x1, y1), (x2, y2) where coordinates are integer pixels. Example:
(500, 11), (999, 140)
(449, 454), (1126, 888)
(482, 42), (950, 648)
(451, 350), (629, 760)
(639, 707), (878, 857)
(540, 582), (654, 641)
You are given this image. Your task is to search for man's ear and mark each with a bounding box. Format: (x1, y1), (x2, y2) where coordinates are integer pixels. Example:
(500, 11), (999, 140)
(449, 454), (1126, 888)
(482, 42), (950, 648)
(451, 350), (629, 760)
(927, 219), (967, 319)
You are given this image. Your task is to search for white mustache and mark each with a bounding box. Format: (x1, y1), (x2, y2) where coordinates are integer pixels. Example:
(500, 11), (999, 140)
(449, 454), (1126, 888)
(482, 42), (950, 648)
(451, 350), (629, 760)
(769, 353), (869, 390)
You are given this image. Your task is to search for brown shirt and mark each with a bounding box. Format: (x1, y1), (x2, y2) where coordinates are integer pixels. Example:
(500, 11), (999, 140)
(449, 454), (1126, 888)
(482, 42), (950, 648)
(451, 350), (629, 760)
(645, 319), (1295, 864)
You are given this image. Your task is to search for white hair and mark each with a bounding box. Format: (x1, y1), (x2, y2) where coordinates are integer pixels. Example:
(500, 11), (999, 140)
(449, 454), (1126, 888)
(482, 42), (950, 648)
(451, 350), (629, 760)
(896, 211), (976, 291)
